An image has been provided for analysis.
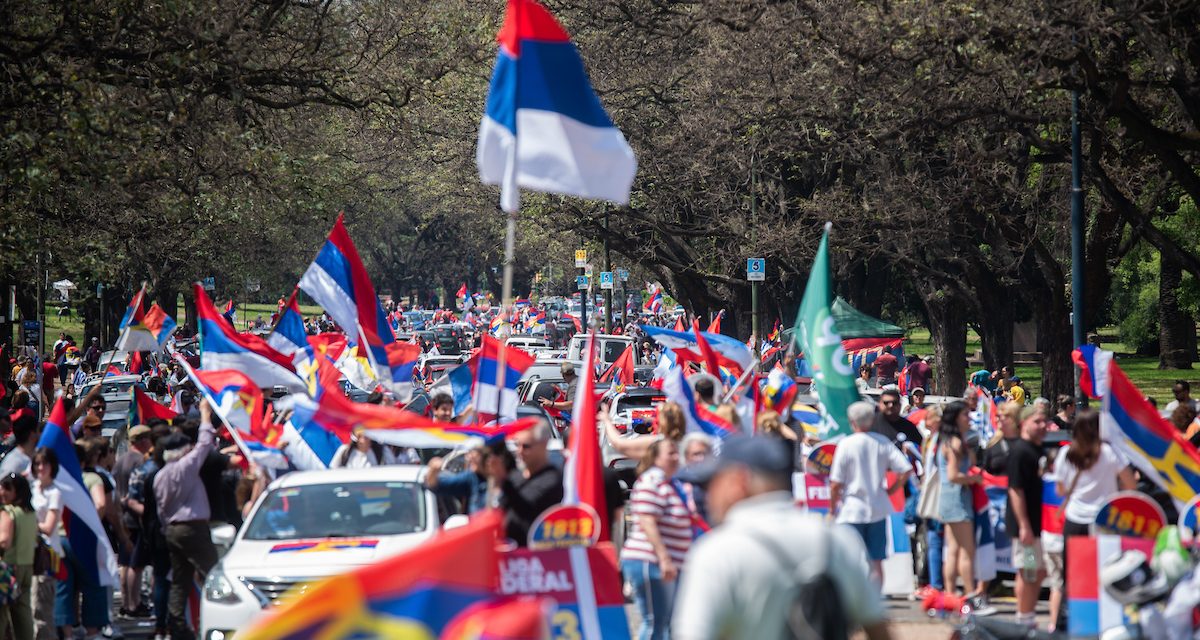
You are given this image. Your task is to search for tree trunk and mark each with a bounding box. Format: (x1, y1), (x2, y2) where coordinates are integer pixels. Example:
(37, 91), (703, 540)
(1032, 294), (1074, 400)
(1158, 254), (1196, 369)
(920, 283), (967, 397)
(157, 285), (179, 328)
(975, 296), (1015, 372)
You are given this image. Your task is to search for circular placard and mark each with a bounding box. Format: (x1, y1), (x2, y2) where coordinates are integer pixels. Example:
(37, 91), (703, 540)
(1177, 495), (1200, 541)
(1093, 491), (1168, 539)
(806, 443), (838, 477)
(528, 504), (602, 550)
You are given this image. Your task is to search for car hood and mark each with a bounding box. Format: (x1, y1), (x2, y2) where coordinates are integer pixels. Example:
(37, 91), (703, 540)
(222, 533), (434, 576)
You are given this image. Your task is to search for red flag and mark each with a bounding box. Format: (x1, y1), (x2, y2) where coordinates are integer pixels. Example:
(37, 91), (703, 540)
(706, 310), (724, 334)
(672, 315), (685, 332)
(131, 387), (178, 424)
(127, 351), (144, 375)
(456, 283), (468, 299)
(570, 315), (582, 334)
(693, 320), (721, 375)
(564, 333), (609, 542)
(598, 344), (635, 388)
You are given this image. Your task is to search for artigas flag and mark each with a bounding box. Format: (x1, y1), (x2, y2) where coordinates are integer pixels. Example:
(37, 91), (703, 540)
(477, 0), (636, 213)
(792, 223), (856, 438)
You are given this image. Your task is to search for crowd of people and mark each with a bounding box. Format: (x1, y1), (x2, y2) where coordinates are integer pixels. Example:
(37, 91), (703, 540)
(2, 317), (1199, 639)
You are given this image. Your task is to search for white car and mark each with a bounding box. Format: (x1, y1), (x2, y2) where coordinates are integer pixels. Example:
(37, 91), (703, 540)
(199, 467), (439, 639)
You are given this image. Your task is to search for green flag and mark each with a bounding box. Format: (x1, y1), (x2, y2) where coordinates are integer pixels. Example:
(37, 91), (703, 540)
(793, 223), (857, 438)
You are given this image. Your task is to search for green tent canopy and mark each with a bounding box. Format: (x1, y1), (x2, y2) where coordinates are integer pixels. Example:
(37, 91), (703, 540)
(784, 297), (905, 340)
(830, 297), (905, 339)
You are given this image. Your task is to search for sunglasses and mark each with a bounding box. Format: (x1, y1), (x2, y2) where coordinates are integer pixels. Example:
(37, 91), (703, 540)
(516, 442), (544, 450)
(881, 400), (898, 406)
(89, 405), (106, 413)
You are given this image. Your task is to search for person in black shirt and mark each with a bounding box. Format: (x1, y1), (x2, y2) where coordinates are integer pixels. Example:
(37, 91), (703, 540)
(1005, 406), (1047, 628)
(501, 422), (563, 545)
(870, 389), (923, 447)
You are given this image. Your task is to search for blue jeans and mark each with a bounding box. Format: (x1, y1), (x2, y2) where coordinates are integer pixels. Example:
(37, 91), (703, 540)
(926, 520), (945, 590)
(622, 559), (674, 640)
(54, 540), (110, 628)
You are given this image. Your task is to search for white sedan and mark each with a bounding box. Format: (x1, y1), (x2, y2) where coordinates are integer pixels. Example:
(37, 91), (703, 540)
(199, 466), (439, 640)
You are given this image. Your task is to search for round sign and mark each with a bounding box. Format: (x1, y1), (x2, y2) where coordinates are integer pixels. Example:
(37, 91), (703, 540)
(806, 443), (838, 477)
(1178, 495), (1200, 541)
(1093, 491), (1167, 539)
(528, 504), (601, 550)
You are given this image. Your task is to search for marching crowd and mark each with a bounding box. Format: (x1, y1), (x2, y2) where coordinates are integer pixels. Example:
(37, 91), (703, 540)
(2, 324), (1200, 640)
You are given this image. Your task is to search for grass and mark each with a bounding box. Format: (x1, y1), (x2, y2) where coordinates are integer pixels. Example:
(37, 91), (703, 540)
(39, 302), (1194, 398)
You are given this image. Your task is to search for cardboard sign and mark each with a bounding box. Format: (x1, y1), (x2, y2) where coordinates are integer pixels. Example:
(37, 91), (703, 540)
(499, 544), (630, 640)
(1093, 491), (1166, 539)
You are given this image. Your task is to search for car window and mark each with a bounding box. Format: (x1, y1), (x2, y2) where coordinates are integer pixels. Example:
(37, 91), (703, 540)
(244, 482), (427, 540)
(602, 342), (628, 362)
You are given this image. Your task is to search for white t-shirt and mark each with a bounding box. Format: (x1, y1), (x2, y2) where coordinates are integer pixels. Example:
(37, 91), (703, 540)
(1053, 443), (1130, 524)
(1165, 398), (1200, 415)
(829, 431), (912, 524)
(32, 482), (63, 554)
(0, 449), (31, 477)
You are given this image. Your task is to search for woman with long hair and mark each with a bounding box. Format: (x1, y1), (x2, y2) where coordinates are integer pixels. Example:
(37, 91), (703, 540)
(937, 401), (981, 600)
(621, 438), (691, 640)
(0, 473), (37, 640)
(601, 401), (686, 461)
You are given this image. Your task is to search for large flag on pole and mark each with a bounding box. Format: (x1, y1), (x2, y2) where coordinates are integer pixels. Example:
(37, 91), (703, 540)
(38, 398), (118, 587)
(477, 0), (637, 213)
(194, 284), (305, 391)
(267, 288), (308, 357)
(298, 213), (411, 399)
(792, 223), (856, 439)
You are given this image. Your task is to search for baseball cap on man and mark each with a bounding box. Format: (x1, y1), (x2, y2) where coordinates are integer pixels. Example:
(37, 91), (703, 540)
(675, 436), (792, 486)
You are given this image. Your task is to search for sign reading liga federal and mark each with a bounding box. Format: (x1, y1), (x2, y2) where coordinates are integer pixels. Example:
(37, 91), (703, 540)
(528, 504), (602, 550)
(1093, 491), (1167, 539)
(747, 257), (765, 281)
(574, 249), (588, 268)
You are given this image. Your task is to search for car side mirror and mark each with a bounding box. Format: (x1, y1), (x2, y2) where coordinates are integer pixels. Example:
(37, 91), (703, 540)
(211, 524), (237, 549)
(444, 515), (470, 530)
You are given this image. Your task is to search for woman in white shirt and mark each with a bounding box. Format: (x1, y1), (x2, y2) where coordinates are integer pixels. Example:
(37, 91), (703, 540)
(1055, 408), (1136, 612)
(31, 448), (63, 640)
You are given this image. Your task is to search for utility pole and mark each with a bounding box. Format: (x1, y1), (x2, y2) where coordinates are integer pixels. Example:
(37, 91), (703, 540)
(1070, 85), (1086, 404)
(603, 208), (612, 333)
(750, 154), (760, 362)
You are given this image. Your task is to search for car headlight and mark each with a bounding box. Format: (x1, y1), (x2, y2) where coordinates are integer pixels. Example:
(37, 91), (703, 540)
(203, 565), (241, 604)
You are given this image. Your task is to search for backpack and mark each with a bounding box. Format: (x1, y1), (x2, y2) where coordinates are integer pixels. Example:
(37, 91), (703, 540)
(746, 527), (850, 640)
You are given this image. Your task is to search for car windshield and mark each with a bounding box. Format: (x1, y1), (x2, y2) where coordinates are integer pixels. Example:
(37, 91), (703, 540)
(602, 342), (629, 363)
(243, 481), (427, 540)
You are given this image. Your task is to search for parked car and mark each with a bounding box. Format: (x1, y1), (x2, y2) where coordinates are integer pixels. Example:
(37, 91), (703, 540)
(566, 334), (638, 368)
(199, 467), (439, 638)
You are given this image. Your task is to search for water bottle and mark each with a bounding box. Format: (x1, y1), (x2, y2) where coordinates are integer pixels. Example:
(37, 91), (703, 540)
(1020, 545), (1039, 582)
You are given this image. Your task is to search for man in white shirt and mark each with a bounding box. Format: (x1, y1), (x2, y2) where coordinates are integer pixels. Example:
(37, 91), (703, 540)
(1165, 380), (1200, 414)
(829, 401), (913, 585)
(673, 436), (892, 640)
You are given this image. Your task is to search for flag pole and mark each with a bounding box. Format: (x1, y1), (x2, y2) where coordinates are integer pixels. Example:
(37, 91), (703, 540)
(172, 352), (256, 463)
(493, 209), (518, 422)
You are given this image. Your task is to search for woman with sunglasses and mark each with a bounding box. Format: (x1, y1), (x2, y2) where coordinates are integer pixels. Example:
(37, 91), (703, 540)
(0, 473), (37, 639)
(31, 448), (62, 640)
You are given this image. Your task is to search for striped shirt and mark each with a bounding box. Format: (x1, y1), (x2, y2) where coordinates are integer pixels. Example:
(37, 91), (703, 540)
(622, 467), (693, 566)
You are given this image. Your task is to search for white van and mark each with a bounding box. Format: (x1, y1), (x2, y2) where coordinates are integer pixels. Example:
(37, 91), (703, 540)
(567, 334), (638, 368)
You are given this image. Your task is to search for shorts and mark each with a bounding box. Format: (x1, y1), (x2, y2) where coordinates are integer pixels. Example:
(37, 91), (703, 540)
(847, 520), (887, 561)
(118, 528), (141, 566)
(938, 483), (973, 523)
(1012, 538), (1046, 573)
(1043, 548), (1064, 590)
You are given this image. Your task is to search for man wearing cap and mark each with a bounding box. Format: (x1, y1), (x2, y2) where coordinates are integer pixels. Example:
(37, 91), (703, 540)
(115, 425), (154, 617)
(829, 401), (913, 586)
(673, 436), (892, 640)
(539, 362), (579, 413)
(154, 401), (219, 640)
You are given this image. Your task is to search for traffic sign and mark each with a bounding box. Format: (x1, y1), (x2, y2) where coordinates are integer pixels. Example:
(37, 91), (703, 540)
(202, 276), (216, 291)
(747, 258), (766, 282)
(617, 268), (629, 282)
(576, 275), (589, 290)
(574, 250), (588, 268)
(600, 272), (614, 290)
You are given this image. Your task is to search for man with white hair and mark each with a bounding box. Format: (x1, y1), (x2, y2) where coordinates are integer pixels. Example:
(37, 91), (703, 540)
(500, 420), (563, 546)
(829, 401), (913, 585)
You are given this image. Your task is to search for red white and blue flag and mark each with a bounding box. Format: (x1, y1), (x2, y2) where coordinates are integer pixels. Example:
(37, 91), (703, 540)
(644, 285), (664, 314)
(474, 336), (536, 425)
(194, 283), (305, 392)
(114, 286), (177, 352)
(660, 366), (736, 439)
(641, 324), (755, 374)
(267, 288), (308, 357)
(176, 357), (287, 469)
(525, 309), (547, 333)
(761, 367), (797, 415)
(129, 387), (178, 427)
(298, 213), (411, 399)
(1073, 344), (1114, 400)
(563, 333), (609, 541)
(970, 385), (999, 443)
(37, 399), (118, 587)
(477, 0), (636, 213)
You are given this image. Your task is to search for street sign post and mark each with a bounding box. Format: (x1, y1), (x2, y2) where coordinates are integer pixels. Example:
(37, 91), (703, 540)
(747, 258), (765, 361)
(574, 250), (588, 268)
(576, 275), (589, 291)
(600, 272), (614, 290)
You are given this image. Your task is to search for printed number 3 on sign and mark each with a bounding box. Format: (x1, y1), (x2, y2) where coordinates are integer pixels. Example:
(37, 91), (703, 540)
(553, 610), (581, 640)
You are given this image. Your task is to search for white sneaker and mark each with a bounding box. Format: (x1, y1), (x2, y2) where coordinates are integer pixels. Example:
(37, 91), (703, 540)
(101, 624), (124, 639)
